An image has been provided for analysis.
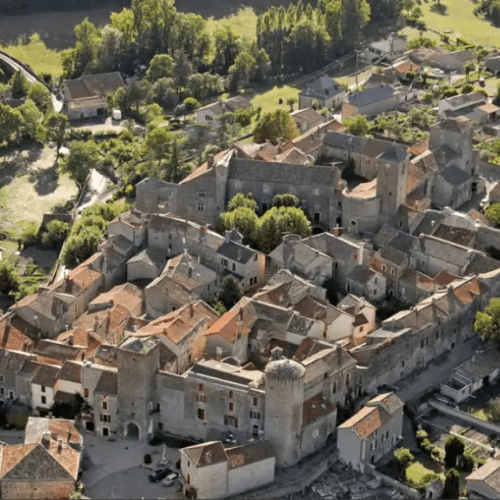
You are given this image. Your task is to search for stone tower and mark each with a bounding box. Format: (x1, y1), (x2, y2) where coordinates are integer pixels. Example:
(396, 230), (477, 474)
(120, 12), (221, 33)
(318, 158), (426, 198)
(376, 143), (409, 220)
(264, 348), (306, 467)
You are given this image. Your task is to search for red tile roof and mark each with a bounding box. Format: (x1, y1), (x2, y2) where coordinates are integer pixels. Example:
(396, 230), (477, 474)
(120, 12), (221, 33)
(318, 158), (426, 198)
(204, 298), (254, 344)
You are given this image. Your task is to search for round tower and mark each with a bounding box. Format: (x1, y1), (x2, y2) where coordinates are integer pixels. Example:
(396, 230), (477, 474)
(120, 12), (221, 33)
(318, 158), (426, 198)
(264, 349), (305, 467)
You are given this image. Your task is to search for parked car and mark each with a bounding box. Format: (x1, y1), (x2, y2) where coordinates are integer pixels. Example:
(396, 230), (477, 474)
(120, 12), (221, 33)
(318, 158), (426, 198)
(161, 472), (179, 487)
(148, 468), (173, 483)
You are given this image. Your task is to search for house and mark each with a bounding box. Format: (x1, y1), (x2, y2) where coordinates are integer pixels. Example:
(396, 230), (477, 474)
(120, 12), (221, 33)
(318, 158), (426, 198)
(196, 96), (251, 125)
(364, 37), (407, 62)
(136, 300), (218, 373)
(179, 440), (275, 500)
(466, 457), (500, 499)
(346, 266), (387, 302)
(25, 417), (83, 454)
(31, 364), (60, 415)
(337, 392), (404, 472)
(290, 108), (325, 133)
(144, 253), (218, 318)
(0, 432), (80, 499)
(298, 75), (346, 110)
(54, 360), (82, 404)
(485, 51), (500, 74)
(107, 209), (149, 248)
(93, 369), (118, 438)
(427, 49), (475, 72)
(382, 58), (421, 82)
(438, 92), (499, 124)
(127, 248), (167, 281)
(63, 72), (124, 120)
(441, 347), (500, 403)
(342, 84), (414, 120)
(0, 349), (33, 404)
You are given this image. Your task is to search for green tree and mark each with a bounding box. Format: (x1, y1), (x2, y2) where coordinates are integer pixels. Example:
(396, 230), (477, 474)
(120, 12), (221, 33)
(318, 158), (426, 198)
(73, 17), (101, 76)
(258, 206), (312, 253)
(18, 99), (43, 140)
(393, 447), (414, 477)
(27, 82), (52, 112)
(474, 297), (500, 341)
(61, 140), (101, 189)
(0, 103), (24, 147)
(213, 25), (241, 75)
(464, 61), (476, 82)
(96, 25), (122, 73)
(325, 0), (344, 40)
(488, 398), (500, 423)
(218, 276), (242, 310)
(341, 0), (370, 43)
(227, 193), (258, 212)
(444, 435), (465, 468)
(273, 194), (300, 208)
(145, 53), (175, 82)
(219, 207), (259, 246)
(42, 219), (70, 248)
(485, 203), (500, 226)
(344, 114), (370, 136)
(0, 261), (20, 296)
(443, 468), (460, 499)
(253, 109), (300, 144)
(228, 51), (257, 91)
(43, 112), (69, 158)
(9, 70), (29, 99)
(145, 127), (171, 169)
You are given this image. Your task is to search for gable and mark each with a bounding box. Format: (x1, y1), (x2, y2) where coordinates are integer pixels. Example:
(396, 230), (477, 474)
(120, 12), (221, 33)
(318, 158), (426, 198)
(2, 444), (74, 482)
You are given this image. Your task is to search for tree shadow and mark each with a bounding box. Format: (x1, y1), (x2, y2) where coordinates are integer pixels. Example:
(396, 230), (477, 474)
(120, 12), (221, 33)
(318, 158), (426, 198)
(0, 142), (45, 188)
(28, 164), (60, 195)
(430, 2), (448, 15)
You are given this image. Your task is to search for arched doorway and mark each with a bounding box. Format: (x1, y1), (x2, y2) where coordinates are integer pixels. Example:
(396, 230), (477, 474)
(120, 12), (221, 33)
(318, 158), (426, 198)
(312, 226), (324, 235)
(126, 422), (139, 440)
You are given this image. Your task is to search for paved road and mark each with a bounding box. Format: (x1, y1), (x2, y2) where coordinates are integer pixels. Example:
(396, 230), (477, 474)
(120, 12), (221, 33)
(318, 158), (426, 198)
(0, 51), (62, 112)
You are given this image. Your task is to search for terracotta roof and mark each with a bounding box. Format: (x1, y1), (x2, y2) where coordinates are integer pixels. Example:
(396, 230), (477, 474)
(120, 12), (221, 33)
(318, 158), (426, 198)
(478, 102), (500, 114)
(433, 224), (475, 247)
(409, 139), (429, 156)
(94, 369), (118, 396)
(57, 361), (82, 384)
(25, 417), (82, 446)
(468, 209), (493, 227)
(180, 149), (230, 183)
(226, 441), (275, 469)
(407, 163), (426, 193)
(432, 271), (460, 286)
(345, 179), (378, 199)
(204, 298), (255, 344)
(368, 392), (404, 414)
(338, 405), (390, 438)
(388, 59), (420, 74)
(34, 339), (82, 362)
(0, 315), (33, 351)
(89, 282), (143, 314)
(0, 439), (79, 481)
(182, 441), (228, 468)
(56, 327), (102, 360)
(31, 364), (60, 388)
(294, 338), (333, 362)
(302, 393), (336, 427)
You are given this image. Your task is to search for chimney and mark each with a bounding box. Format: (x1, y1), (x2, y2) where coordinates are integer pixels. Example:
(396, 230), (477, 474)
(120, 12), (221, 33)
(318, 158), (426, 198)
(189, 302), (194, 318)
(207, 154), (214, 168)
(68, 334), (73, 346)
(57, 439), (63, 453)
(93, 315), (99, 332)
(237, 249), (243, 261)
(188, 266), (193, 278)
(236, 308), (243, 339)
(42, 432), (51, 448)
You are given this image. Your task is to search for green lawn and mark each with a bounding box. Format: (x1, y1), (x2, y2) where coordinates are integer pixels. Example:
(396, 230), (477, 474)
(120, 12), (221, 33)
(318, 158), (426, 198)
(402, 0), (500, 48)
(251, 85), (300, 114)
(206, 7), (258, 40)
(3, 34), (63, 77)
(471, 409), (489, 421)
(405, 462), (437, 484)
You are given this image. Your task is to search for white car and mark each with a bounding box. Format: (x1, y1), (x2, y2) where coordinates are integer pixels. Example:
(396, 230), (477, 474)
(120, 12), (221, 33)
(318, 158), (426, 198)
(162, 472), (179, 487)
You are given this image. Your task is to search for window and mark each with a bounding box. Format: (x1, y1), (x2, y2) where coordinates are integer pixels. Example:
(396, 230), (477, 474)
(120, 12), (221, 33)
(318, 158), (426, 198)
(229, 391), (234, 399)
(8, 391), (13, 400)
(401, 360), (405, 367)
(313, 213), (321, 222)
(197, 203), (204, 211)
(41, 385), (46, 393)
(41, 396), (46, 405)
(253, 397), (258, 406)
(187, 473), (191, 485)
(158, 422), (163, 430)
(332, 381), (337, 393)
(229, 402), (235, 412)
(0, 375), (4, 383)
(232, 263), (236, 271)
(252, 425), (259, 437)
(253, 254), (258, 261)
(197, 408), (205, 420)
(359, 326), (364, 333)
(199, 383), (204, 392)
(199, 190), (205, 198)
(250, 411), (260, 420)
(100, 414), (111, 423)
(221, 258), (228, 267)
(196, 394), (207, 403)
(102, 401), (108, 411)
(421, 339), (425, 348)
(382, 265), (386, 272)
(224, 415), (239, 428)
(0, 387), (4, 395)
(103, 427), (109, 437)
(390, 269), (395, 275)
(346, 373), (350, 386)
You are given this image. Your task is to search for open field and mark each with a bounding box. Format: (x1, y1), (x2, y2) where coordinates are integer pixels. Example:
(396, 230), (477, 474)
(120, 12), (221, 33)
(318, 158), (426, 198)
(402, 0), (500, 48)
(3, 34), (63, 77)
(250, 85), (300, 114)
(206, 8), (258, 40)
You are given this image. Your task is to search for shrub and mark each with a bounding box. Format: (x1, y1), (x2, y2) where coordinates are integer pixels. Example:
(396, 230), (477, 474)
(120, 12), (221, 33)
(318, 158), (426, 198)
(7, 405), (30, 429)
(144, 453), (152, 464)
(20, 222), (40, 247)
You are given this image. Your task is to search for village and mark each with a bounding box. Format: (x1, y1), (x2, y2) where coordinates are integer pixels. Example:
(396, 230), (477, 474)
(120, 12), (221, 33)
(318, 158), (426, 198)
(4, 0), (500, 498)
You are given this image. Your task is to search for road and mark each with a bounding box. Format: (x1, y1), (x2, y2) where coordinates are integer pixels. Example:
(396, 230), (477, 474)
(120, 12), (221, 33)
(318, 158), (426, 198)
(0, 51), (62, 112)
(52, 169), (111, 284)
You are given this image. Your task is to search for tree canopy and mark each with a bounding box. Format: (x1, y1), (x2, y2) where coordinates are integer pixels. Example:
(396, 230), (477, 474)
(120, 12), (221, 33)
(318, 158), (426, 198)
(474, 297), (500, 342)
(253, 109), (300, 144)
(61, 140), (101, 189)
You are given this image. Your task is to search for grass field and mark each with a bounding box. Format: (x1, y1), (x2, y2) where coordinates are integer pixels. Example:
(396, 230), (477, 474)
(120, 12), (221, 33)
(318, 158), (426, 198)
(206, 8), (258, 40)
(405, 461), (436, 484)
(402, 0), (500, 48)
(251, 85), (300, 114)
(3, 34), (63, 77)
